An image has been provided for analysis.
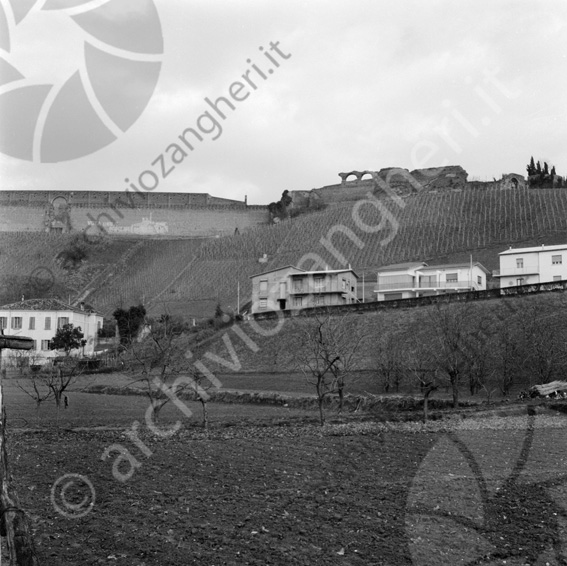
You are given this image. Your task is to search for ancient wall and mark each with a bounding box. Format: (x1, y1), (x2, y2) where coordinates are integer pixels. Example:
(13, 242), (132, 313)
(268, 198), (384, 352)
(0, 199), (268, 236)
(0, 190), (245, 208)
(290, 166), (531, 209)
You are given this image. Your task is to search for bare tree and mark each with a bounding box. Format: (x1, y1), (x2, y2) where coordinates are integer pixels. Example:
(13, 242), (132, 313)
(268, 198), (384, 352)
(292, 311), (366, 425)
(124, 314), (189, 422)
(517, 301), (567, 386)
(420, 302), (477, 409)
(374, 332), (405, 393)
(401, 328), (441, 422)
(16, 373), (52, 427)
(123, 314), (216, 429)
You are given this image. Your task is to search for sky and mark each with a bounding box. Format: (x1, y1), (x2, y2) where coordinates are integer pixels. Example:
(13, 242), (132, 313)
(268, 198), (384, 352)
(0, 0), (566, 205)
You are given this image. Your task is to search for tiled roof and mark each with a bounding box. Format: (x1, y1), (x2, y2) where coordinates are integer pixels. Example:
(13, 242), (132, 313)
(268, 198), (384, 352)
(0, 298), (99, 314)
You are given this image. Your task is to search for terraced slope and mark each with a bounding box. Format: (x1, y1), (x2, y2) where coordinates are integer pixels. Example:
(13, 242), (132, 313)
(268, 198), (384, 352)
(4, 185), (567, 318)
(147, 185), (567, 315)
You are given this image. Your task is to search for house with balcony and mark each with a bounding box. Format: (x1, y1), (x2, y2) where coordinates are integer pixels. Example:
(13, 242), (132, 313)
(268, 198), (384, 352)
(250, 265), (359, 314)
(375, 261), (489, 301)
(0, 298), (103, 366)
(494, 244), (567, 287)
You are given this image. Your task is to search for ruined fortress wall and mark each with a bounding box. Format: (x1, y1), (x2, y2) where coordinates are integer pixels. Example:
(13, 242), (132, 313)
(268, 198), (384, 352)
(310, 180), (375, 204)
(290, 166), (470, 208)
(0, 190), (245, 207)
(0, 202), (268, 236)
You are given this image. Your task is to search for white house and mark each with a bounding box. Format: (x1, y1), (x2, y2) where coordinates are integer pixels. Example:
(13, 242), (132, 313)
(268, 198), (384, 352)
(375, 261), (489, 301)
(495, 244), (567, 287)
(0, 298), (103, 366)
(250, 265), (359, 314)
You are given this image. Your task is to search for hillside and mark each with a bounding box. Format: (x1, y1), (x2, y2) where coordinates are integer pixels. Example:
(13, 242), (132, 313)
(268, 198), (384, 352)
(125, 185), (567, 315)
(201, 290), (567, 398)
(3, 185), (567, 318)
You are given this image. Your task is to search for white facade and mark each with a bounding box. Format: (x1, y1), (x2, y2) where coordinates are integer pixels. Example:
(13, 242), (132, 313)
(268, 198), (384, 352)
(375, 261), (488, 301)
(0, 298), (103, 366)
(250, 266), (359, 314)
(496, 244), (567, 287)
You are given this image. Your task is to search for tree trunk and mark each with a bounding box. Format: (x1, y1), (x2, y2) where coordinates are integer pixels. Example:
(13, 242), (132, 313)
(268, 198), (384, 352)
(317, 395), (325, 426)
(316, 379), (325, 426)
(450, 372), (459, 408)
(200, 398), (208, 430)
(0, 388), (39, 564)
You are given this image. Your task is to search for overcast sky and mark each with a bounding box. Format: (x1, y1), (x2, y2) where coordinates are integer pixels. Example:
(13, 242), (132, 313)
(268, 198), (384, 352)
(1, 0), (566, 204)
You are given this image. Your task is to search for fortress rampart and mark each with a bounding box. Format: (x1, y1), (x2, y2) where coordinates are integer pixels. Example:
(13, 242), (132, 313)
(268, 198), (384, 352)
(0, 168), (530, 236)
(289, 166), (528, 209)
(0, 190), (268, 236)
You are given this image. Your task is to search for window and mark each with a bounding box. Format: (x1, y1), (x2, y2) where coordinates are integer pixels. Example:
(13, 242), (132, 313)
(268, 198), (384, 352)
(293, 280), (303, 293)
(293, 296), (303, 307)
(0, 317), (6, 330)
(259, 280), (268, 294)
(446, 273), (458, 282)
(41, 340), (51, 351)
(553, 276), (562, 282)
(315, 295), (324, 305)
(259, 298), (267, 309)
(517, 278), (524, 286)
(477, 276), (482, 285)
(44, 317), (51, 330)
(516, 258), (524, 268)
(342, 278), (347, 290)
(314, 276), (325, 289)
(11, 317), (22, 330)
(552, 255), (562, 265)
(29, 317), (35, 330)
(30, 340), (37, 350)
(57, 317), (69, 329)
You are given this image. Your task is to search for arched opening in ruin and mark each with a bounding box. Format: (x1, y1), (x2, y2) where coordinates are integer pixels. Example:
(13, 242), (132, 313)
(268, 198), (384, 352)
(51, 196), (68, 213)
(360, 172), (374, 181)
(510, 177), (518, 189)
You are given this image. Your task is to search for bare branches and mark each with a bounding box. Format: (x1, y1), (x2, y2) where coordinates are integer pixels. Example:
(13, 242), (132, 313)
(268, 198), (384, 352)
(292, 310), (367, 424)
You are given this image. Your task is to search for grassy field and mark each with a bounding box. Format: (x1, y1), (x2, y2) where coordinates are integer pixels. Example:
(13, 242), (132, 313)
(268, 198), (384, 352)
(5, 378), (316, 430)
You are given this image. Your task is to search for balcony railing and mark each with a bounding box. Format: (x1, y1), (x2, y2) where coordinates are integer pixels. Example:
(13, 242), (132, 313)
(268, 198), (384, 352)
(375, 280), (479, 292)
(290, 284), (347, 295)
(496, 267), (540, 277)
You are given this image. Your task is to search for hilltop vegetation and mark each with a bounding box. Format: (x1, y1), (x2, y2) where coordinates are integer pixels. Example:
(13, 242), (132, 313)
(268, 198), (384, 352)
(3, 185), (567, 317)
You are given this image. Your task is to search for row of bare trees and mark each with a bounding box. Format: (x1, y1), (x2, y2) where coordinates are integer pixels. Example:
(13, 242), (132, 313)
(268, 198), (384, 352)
(288, 293), (567, 423)
(18, 294), (567, 428)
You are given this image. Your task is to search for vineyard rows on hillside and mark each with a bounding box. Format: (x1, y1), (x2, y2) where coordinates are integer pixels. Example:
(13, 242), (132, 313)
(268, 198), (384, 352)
(167, 187), (567, 314)
(5, 187), (567, 317)
(88, 238), (207, 313)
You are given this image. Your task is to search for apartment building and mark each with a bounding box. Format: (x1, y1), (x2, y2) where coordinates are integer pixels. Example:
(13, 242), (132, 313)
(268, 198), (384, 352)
(250, 266), (359, 313)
